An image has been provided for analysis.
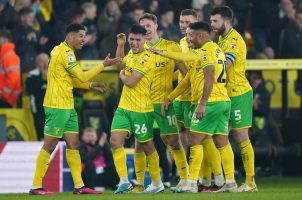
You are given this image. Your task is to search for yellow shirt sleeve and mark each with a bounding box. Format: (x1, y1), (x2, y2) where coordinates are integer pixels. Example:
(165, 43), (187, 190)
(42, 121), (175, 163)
(168, 70), (191, 100)
(199, 48), (215, 69)
(162, 50), (199, 62)
(72, 78), (90, 89)
(223, 39), (238, 64)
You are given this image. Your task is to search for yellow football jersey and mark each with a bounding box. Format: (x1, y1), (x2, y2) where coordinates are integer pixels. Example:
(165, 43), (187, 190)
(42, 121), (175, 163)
(176, 37), (192, 101)
(165, 41), (230, 103)
(145, 38), (181, 104)
(44, 42), (78, 109)
(218, 28), (252, 97)
(118, 50), (155, 112)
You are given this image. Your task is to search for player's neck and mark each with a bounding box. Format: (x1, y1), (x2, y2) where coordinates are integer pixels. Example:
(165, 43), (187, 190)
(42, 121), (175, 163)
(222, 27), (233, 37)
(64, 40), (75, 50)
(147, 35), (160, 45)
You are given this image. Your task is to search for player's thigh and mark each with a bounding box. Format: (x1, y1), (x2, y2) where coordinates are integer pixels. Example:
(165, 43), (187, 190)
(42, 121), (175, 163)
(173, 100), (184, 123)
(183, 101), (192, 129)
(111, 108), (132, 134)
(153, 104), (179, 135)
(190, 102), (226, 135)
(44, 107), (71, 138)
(130, 111), (154, 143)
(214, 101), (231, 136)
(64, 109), (79, 134)
(230, 90), (253, 129)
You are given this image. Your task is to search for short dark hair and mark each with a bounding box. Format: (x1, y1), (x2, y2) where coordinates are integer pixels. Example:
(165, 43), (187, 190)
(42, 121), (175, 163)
(129, 24), (147, 35)
(0, 29), (12, 41)
(211, 6), (233, 21)
(180, 9), (197, 18)
(19, 7), (33, 16)
(189, 22), (212, 34)
(139, 13), (157, 24)
(65, 23), (86, 34)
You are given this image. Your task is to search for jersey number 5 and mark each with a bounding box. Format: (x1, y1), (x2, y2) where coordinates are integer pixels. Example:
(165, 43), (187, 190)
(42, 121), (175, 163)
(217, 60), (226, 83)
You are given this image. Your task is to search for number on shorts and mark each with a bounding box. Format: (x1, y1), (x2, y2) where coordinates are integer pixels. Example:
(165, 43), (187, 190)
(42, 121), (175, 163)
(134, 124), (147, 135)
(234, 110), (241, 120)
(167, 115), (177, 126)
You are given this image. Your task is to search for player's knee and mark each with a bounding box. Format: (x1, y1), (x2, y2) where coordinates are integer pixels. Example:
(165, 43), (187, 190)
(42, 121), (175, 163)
(232, 129), (249, 144)
(169, 142), (182, 150)
(42, 140), (59, 154)
(110, 136), (122, 149)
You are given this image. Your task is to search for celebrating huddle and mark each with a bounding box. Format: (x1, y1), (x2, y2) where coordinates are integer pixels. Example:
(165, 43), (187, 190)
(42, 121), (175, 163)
(110, 6), (257, 194)
(29, 5), (256, 196)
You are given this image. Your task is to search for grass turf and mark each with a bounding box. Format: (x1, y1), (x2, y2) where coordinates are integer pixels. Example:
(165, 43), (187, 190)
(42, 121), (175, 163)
(0, 177), (302, 200)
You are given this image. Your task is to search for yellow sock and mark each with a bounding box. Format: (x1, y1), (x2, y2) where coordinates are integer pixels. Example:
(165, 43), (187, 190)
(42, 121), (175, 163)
(146, 151), (161, 182)
(218, 143), (235, 181)
(173, 148), (189, 179)
(134, 152), (146, 184)
(167, 145), (175, 157)
(203, 138), (222, 176)
(32, 148), (50, 189)
(199, 159), (211, 186)
(239, 140), (255, 186)
(66, 149), (84, 188)
(188, 145), (203, 181)
(112, 147), (128, 179)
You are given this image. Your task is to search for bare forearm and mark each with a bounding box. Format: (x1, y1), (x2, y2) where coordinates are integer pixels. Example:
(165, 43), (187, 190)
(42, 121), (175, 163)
(200, 77), (214, 106)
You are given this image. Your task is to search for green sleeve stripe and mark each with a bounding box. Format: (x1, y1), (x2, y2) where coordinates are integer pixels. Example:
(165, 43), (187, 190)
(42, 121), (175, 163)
(133, 68), (145, 75)
(66, 62), (78, 71)
(202, 63), (214, 68)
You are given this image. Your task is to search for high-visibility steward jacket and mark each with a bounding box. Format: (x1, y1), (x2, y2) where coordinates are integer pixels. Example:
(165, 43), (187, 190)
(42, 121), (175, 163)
(0, 42), (22, 105)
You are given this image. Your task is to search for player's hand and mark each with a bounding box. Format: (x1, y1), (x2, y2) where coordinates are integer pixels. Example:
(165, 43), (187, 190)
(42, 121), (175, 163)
(161, 99), (171, 116)
(91, 82), (107, 93)
(148, 48), (163, 55)
(195, 104), (206, 119)
(116, 33), (126, 46)
(103, 53), (122, 67)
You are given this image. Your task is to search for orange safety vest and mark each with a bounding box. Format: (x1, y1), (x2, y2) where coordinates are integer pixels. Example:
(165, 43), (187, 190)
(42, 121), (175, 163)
(0, 42), (22, 105)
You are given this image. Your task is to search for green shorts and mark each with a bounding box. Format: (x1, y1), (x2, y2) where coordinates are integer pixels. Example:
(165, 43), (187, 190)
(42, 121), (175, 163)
(190, 101), (231, 135)
(44, 107), (79, 138)
(152, 104), (179, 135)
(173, 100), (192, 129)
(230, 90), (253, 129)
(111, 108), (153, 142)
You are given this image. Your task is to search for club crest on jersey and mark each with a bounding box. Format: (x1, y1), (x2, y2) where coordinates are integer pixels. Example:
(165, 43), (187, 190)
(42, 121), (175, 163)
(68, 54), (74, 63)
(201, 53), (207, 60)
(141, 57), (148, 65)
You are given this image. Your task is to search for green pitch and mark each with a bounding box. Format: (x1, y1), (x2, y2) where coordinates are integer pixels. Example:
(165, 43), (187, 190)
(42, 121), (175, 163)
(1, 177), (302, 200)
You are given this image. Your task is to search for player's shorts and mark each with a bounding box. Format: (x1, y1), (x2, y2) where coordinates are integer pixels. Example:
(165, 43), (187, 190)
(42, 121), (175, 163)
(230, 90), (253, 129)
(173, 100), (191, 129)
(44, 107), (78, 138)
(190, 101), (231, 135)
(151, 104), (179, 135)
(111, 108), (153, 142)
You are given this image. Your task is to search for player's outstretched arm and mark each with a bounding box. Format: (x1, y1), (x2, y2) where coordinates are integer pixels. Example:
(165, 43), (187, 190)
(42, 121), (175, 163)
(72, 79), (107, 93)
(149, 48), (198, 62)
(69, 54), (121, 82)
